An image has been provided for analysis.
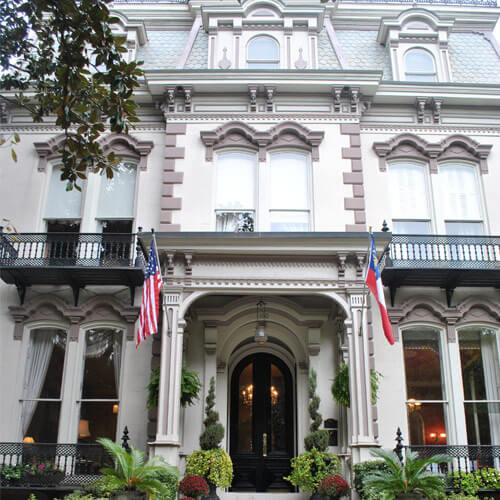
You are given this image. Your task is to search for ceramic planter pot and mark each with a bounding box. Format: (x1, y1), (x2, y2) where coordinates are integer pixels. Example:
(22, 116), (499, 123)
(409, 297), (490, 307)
(395, 494), (426, 500)
(201, 481), (219, 500)
(111, 491), (146, 500)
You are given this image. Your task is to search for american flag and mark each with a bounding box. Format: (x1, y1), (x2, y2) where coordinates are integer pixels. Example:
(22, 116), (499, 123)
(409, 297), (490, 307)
(136, 236), (163, 348)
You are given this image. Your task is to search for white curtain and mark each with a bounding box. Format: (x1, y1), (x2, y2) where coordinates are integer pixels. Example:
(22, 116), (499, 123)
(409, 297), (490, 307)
(45, 166), (83, 219)
(21, 330), (56, 435)
(113, 336), (122, 391)
(97, 162), (137, 219)
(481, 331), (500, 445)
(389, 163), (429, 220)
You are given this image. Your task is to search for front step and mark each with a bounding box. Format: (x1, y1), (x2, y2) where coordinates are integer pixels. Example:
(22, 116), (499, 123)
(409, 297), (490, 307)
(221, 493), (310, 500)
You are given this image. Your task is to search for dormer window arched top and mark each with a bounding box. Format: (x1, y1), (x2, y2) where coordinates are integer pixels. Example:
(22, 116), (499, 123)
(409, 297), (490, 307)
(247, 36), (280, 69)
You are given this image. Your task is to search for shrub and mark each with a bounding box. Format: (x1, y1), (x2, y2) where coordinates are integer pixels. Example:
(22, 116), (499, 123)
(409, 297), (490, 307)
(152, 462), (181, 500)
(317, 474), (350, 499)
(179, 475), (209, 497)
(304, 369), (329, 452)
(285, 449), (340, 493)
(186, 449), (233, 489)
(199, 377), (225, 450)
(63, 493), (107, 500)
(447, 494), (480, 500)
(352, 460), (389, 500)
(82, 475), (121, 498)
(304, 430), (329, 454)
(450, 468), (500, 496)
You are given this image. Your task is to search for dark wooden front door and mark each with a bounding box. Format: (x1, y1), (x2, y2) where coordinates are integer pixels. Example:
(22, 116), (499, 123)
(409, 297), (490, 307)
(230, 354), (294, 492)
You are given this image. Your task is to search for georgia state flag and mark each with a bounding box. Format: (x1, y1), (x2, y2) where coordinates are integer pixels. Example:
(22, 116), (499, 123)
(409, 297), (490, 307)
(365, 234), (394, 345)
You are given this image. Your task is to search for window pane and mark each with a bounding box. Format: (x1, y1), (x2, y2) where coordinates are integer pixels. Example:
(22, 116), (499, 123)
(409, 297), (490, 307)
(270, 364), (286, 452)
(464, 402), (500, 446)
(270, 152), (309, 210)
(248, 37), (279, 61)
(438, 165), (481, 220)
(82, 329), (122, 399)
(78, 402), (118, 443)
(270, 211), (309, 231)
(216, 211), (254, 232)
(97, 162), (137, 218)
(407, 402), (447, 445)
(247, 62), (280, 69)
(392, 220), (431, 234)
(405, 49), (436, 80)
(45, 167), (82, 219)
(445, 221), (483, 235)
(403, 329), (444, 400)
(24, 402), (61, 443)
(21, 329), (67, 439)
(238, 363), (253, 451)
(389, 164), (429, 219)
(216, 152), (255, 210)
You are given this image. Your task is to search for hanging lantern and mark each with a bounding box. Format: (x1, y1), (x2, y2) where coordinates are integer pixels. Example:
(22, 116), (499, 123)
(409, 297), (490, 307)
(254, 299), (268, 344)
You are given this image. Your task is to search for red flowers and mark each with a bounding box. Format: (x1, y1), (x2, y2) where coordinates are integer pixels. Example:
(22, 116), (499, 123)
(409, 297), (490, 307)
(179, 475), (210, 498)
(317, 474), (350, 499)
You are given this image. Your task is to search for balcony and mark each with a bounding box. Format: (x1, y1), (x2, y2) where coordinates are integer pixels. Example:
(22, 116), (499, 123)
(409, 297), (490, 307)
(382, 234), (500, 305)
(0, 232), (146, 305)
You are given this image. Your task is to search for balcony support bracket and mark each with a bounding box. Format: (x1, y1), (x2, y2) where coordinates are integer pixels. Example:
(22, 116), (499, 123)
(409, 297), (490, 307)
(389, 285), (397, 307)
(445, 287), (455, 308)
(129, 286), (135, 306)
(16, 282), (26, 305)
(71, 284), (83, 307)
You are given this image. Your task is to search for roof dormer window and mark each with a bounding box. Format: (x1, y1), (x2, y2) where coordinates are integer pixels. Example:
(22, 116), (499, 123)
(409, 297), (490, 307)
(247, 36), (280, 69)
(405, 48), (437, 82)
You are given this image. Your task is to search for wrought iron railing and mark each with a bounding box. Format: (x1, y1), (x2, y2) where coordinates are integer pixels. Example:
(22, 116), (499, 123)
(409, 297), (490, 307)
(0, 442), (109, 488)
(385, 234), (500, 270)
(0, 232), (147, 270)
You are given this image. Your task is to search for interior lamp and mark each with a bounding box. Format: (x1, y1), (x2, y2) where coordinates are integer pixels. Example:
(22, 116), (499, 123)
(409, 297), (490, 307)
(23, 436), (35, 444)
(78, 419), (91, 439)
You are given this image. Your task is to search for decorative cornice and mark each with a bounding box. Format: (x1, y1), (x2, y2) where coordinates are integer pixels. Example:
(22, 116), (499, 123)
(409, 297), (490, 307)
(200, 120), (324, 161)
(373, 132), (492, 173)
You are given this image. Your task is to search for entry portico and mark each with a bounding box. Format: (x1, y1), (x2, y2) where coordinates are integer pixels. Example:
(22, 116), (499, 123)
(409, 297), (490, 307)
(148, 232), (389, 484)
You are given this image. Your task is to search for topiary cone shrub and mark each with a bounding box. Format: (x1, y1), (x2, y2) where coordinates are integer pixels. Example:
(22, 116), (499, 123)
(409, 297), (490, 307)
(304, 369), (329, 452)
(199, 377), (224, 450)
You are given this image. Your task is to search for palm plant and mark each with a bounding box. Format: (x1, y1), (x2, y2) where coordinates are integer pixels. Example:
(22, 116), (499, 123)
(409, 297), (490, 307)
(98, 438), (178, 498)
(363, 448), (450, 500)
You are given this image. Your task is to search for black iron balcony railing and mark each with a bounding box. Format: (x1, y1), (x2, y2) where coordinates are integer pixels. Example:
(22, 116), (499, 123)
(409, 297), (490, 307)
(0, 442), (109, 489)
(0, 232), (147, 305)
(382, 235), (500, 305)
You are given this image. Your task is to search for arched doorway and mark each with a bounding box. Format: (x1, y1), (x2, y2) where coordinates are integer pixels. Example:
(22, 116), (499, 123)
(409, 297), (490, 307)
(230, 353), (294, 492)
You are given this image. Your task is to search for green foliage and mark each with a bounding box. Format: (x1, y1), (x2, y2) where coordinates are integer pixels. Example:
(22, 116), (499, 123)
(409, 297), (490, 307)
(447, 494), (480, 500)
(0, 0), (143, 188)
(1, 464), (25, 480)
(147, 365), (202, 410)
(62, 492), (107, 500)
(185, 449), (233, 489)
(200, 377), (224, 450)
(151, 465), (181, 500)
(97, 438), (179, 497)
(363, 448), (450, 500)
(331, 365), (382, 408)
(83, 475), (122, 498)
(284, 450), (340, 493)
(352, 460), (390, 500)
(450, 468), (500, 496)
(304, 369), (329, 452)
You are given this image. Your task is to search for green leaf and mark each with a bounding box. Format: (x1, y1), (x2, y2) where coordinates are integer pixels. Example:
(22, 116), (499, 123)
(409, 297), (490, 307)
(11, 149), (17, 162)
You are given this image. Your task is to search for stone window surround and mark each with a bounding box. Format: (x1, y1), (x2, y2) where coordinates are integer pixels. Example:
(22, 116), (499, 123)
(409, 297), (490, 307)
(9, 294), (140, 341)
(388, 295), (500, 343)
(34, 133), (154, 173)
(200, 121), (324, 163)
(373, 133), (492, 174)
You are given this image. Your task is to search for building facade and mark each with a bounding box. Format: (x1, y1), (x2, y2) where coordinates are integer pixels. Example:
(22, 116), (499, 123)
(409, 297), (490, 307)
(0, 0), (499, 496)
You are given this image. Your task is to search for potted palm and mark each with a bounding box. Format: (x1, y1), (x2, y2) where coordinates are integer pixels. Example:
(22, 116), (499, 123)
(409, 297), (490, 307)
(98, 438), (179, 499)
(363, 448), (450, 500)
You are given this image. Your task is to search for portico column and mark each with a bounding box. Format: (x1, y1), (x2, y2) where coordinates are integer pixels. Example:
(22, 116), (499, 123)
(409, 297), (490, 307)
(151, 290), (184, 465)
(347, 293), (378, 463)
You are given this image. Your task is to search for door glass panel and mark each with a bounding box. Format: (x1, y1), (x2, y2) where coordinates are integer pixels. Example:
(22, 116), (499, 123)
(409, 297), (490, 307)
(238, 363), (253, 451)
(270, 363), (286, 452)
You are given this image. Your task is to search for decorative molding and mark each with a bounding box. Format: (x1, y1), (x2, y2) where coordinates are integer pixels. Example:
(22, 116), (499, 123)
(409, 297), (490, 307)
(218, 47), (231, 69)
(200, 120), (325, 162)
(34, 133), (153, 173)
(265, 87), (275, 113)
(249, 86), (257, 112)
(373, 133), (492, 174)
(9, 295), (139, 341)
(294, 48), (307, 70)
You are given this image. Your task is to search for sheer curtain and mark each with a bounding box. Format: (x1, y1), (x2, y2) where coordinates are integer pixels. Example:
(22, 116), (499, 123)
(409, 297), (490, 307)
(481, 331), (500, 445)
(21, 330), (56, 435)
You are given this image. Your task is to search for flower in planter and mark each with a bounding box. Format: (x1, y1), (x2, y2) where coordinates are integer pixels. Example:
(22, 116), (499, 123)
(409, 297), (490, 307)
(318, 475), (350, 499)
(179, 475), (210, 498)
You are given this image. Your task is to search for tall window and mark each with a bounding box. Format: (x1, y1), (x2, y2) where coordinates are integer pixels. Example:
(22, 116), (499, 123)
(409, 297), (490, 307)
(403, 328), (448, 445)
(79, 328), (122, 443)
(405, 49), (437, 82)
(458, 328), (500, 445)
(437, 164), (483, 235)
(388, 163), (431, 234)
(21, 329), (67, 442)
(215, 151), (256, 232)
(269, 152), (310, 231)
(247, 36), (280, 69)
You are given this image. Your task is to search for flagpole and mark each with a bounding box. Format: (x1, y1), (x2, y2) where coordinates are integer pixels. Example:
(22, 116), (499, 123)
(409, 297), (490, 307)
(358, 226), (372, 336)
(151, 227), (163, 335)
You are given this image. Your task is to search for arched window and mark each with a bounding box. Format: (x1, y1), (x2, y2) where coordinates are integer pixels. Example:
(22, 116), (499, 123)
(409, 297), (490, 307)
(215, 151), (256, 232)
(458, 328), (500, 445)
(437, 164), (483, 235)
(405, 49), (437, 82)
(269, 152), (311, 231)
(247, 36), (280, 69)
(388, 163), (431, 234)
(402, 327), (447, 445)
